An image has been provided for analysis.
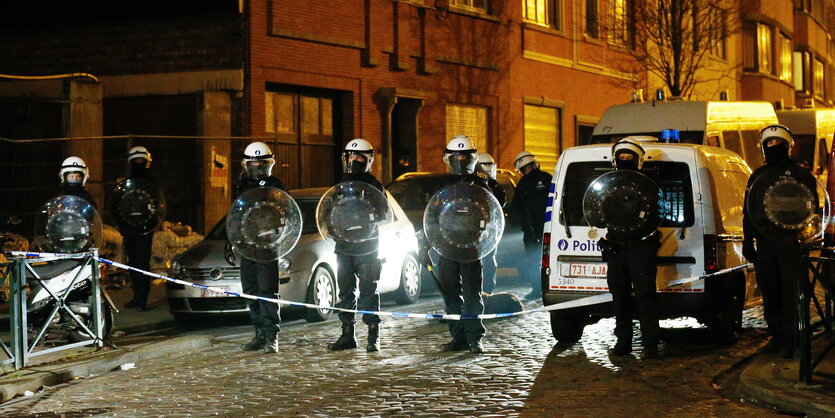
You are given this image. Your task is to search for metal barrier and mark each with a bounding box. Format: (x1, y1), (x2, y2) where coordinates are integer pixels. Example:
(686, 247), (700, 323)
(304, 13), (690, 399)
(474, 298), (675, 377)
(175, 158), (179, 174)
(0, 250), (104, 369)
(799, 249), (835, 383)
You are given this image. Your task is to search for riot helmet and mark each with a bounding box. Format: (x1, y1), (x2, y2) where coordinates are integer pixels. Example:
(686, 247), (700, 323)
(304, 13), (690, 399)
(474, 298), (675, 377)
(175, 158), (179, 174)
(59, 156), (89, 186)
(242, 142), (276, 180)
(443, 135), (478, 175)
(476, 152), (497, 180)
(760, 124), (794, 164)
(342, 138), (374, 174)
(611, 138), (646, 171)
(128, 146), (152, 169)
(514, 151), (539, 174)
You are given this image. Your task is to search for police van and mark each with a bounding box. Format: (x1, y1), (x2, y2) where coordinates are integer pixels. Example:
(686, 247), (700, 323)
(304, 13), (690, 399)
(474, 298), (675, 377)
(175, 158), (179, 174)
(589, 100), (779, 170)
(776, 108), (835, 187)
(541, 139), (758, 344)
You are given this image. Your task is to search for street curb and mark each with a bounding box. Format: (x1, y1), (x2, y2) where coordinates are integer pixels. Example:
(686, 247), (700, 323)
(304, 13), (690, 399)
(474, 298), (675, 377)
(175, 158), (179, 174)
(0, 334), (213, 403)
(737, 354), (835, 417)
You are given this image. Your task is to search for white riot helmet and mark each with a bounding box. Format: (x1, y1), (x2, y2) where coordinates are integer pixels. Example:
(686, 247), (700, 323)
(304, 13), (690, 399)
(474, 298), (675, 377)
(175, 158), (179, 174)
(59, 156), (89, 186)
(242, 141), (275, 179)
(342, 138), (374, 174)
(611, 138), (646, 170)
(476, 152), (497, 180)
(128, 146), (152, 168)
(514, 151), (539, 173)
(760, 124), (794, 161)
(443, 135), (478, 175)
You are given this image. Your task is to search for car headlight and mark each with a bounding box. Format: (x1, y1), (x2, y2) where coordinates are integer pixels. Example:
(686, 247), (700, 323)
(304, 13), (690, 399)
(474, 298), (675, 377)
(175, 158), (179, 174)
(278, 258), (291, 271)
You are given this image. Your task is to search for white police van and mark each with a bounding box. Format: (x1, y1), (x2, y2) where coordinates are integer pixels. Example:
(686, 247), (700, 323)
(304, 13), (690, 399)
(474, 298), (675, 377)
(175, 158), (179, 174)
(541, 138), (758, 344)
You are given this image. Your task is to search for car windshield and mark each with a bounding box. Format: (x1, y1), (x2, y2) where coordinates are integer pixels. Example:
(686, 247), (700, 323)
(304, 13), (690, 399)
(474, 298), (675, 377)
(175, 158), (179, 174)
(206, 198), (320, 240)
(386, 177), (447, 211)
(560, 161), (695, 227)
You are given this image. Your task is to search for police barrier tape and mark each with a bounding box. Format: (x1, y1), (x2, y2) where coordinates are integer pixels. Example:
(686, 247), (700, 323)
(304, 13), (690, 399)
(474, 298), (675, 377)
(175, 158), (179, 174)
(5, 252), (752, 321)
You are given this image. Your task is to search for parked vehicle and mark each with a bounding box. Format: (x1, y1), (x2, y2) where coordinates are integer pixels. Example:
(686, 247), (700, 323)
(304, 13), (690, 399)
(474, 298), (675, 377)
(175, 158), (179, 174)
(386, 171), (525, 275)
(542, 140), (758, 344)
(165, 187), (421, 322)
(776, 107), (835, 188)
(589, 99), (779, 170)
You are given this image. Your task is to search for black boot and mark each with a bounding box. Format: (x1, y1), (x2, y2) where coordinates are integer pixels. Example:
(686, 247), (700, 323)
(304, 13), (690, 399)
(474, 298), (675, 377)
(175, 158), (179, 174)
(611, 339), (631, 356)
(242, 330), (266, 351)
(440, 339), (469, 351)
(366, 324), (380, 352)
(263, 332), (279, 354)
(328, 324), (357, 351)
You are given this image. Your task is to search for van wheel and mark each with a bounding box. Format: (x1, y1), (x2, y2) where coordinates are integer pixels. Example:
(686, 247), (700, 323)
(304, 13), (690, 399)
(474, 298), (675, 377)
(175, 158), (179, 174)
(707, 273), (745, 344)
(550, 312), (586, 345)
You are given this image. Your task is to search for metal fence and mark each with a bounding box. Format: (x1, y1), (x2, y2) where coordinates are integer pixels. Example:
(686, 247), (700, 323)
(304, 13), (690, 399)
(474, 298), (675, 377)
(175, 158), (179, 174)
(799, 249), (835, 383)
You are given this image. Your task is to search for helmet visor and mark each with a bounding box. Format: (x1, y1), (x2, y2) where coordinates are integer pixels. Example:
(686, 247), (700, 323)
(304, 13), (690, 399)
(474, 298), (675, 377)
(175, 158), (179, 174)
(244, 158), (275, 179)
(447, 151), (478, 175)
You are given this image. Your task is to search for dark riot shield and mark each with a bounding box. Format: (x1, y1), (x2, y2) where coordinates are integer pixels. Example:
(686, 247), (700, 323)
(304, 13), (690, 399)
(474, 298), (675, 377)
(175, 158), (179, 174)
(226, 186), (302, 262)
(746, 167), (825, 243)
(108, 178), (166, 236)
(423, 182), (504, 262)
(316, 181), (393, 256)
(583, 170), (663, 241)
(35, 195), (103, 253)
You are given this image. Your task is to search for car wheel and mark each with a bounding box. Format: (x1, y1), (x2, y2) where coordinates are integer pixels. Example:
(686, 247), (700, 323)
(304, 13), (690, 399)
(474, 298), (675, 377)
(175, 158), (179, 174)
(305, 266), (336, 322)
(393, 253), (421, 305)
(550, 311), (586, 345)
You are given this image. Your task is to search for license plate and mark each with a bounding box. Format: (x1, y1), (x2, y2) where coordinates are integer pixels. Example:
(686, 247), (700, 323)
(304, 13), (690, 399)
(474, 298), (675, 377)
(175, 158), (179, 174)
(568, 263), (607, 278)
(201, 286), (230, 297)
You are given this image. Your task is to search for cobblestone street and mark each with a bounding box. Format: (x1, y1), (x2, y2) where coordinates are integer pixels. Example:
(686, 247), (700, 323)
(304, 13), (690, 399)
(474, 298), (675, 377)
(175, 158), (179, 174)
(1, 291), (777, 417)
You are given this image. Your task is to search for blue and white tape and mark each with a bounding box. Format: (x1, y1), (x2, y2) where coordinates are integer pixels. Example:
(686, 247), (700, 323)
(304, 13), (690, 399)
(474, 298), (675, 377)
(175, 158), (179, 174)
(4, 251), (751, 321)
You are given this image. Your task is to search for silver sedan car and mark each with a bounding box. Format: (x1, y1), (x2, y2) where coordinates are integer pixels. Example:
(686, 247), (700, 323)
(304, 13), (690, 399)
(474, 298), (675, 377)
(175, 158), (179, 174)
(165, 187), (422, 322)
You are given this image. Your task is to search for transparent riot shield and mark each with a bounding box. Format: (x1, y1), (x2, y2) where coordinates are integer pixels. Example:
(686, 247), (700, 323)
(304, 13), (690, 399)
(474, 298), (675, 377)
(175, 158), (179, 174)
(108, 178), (166, 237)
(583, 170), (663, 241)
(35, 195), (103, 253)
(226, 186), (302, 263)
(746, 167), (831, 244)
(423, 182), (504, 262)
(316, 181), (393, 256)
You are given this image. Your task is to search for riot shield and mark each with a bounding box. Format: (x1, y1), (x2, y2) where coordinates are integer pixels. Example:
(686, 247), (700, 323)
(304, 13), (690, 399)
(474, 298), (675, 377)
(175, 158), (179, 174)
(108, 178), (166, 236)
(316, 181), (393, 256)
(423, 182), (504, 262)
(583, 170), (663, 241)
(35, 195), (103, 253)
(226, 186), (302, 263)
(746, 167), (830, 244)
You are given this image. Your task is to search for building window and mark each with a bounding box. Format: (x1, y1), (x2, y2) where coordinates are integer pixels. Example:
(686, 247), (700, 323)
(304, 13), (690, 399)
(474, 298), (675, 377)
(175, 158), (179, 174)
(708, 7), (727, 59)
(523, 104), (561, 175)
(585, 0), (599, 38)
(794, 50), (810, 92)
(814, 58), (825, 98)
(265, 92), (296, 134)
(611, 0), (634, 47)
(524, 0), (561, 31)
(778, 34), (792, 82)
(757, 23), (773, 75)
(446, 104), (488, 151)
(451, 0), (490, 14)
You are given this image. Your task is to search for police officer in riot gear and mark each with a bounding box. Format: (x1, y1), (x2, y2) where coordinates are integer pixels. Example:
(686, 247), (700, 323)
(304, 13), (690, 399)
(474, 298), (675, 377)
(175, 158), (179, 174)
(598, 139), (662, 359)
(327, 139), (386, 352)
(476, 153), (505, 294)
(743, 125), (818, 358)
(122, 146), (156, 311)
(512, 151), (552, 300)
(59, 156), (96, 208)
(235, 142), (285, 353)
(422, 135), (498, 354)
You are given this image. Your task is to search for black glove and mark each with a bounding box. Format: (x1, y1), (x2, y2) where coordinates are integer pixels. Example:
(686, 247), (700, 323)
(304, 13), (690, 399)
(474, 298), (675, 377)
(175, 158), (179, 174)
(742, 240), (756, 262)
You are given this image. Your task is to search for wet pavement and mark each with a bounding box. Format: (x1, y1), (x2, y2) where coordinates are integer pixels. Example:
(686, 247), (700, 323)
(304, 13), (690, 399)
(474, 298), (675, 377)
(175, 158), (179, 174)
(0, 285), (784, 417)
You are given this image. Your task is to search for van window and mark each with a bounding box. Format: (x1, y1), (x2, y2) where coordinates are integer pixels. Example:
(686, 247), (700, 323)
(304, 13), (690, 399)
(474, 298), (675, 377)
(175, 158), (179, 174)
(791, 134), (816, 168)
(590, 131), (705, 144)
(741, 130), (765, 168)
(722, 130), (743, 156)
(560, 161), (695, 227)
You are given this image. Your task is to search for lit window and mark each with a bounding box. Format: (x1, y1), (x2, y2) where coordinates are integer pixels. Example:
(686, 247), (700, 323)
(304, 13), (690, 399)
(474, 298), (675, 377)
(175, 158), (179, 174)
(779, 34), (792, 82)
(793, 50), (809, 92)
(611, 0), (634, 47)
(446, 104), (488, 151)
(757, 23), (773, 74)
(814, 58), (825, 98)
(524, 0), (561, 30)
(585, 0), (599, 38)
(451, 0), (490, 13)
(524, 104), (561, 175)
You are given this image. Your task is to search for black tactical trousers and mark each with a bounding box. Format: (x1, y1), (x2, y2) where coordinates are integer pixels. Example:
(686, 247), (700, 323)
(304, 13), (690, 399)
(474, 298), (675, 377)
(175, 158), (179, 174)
(240, 257), (281, 334)
(336, 252), (382, 326)
(754, 242), (801, 351)
(482, 248), (497, 294)
(124, 234), (153, 308)
(437, 255), (486, 344)
(523, 234), (542, 296)
(605, 243), (660, 347)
